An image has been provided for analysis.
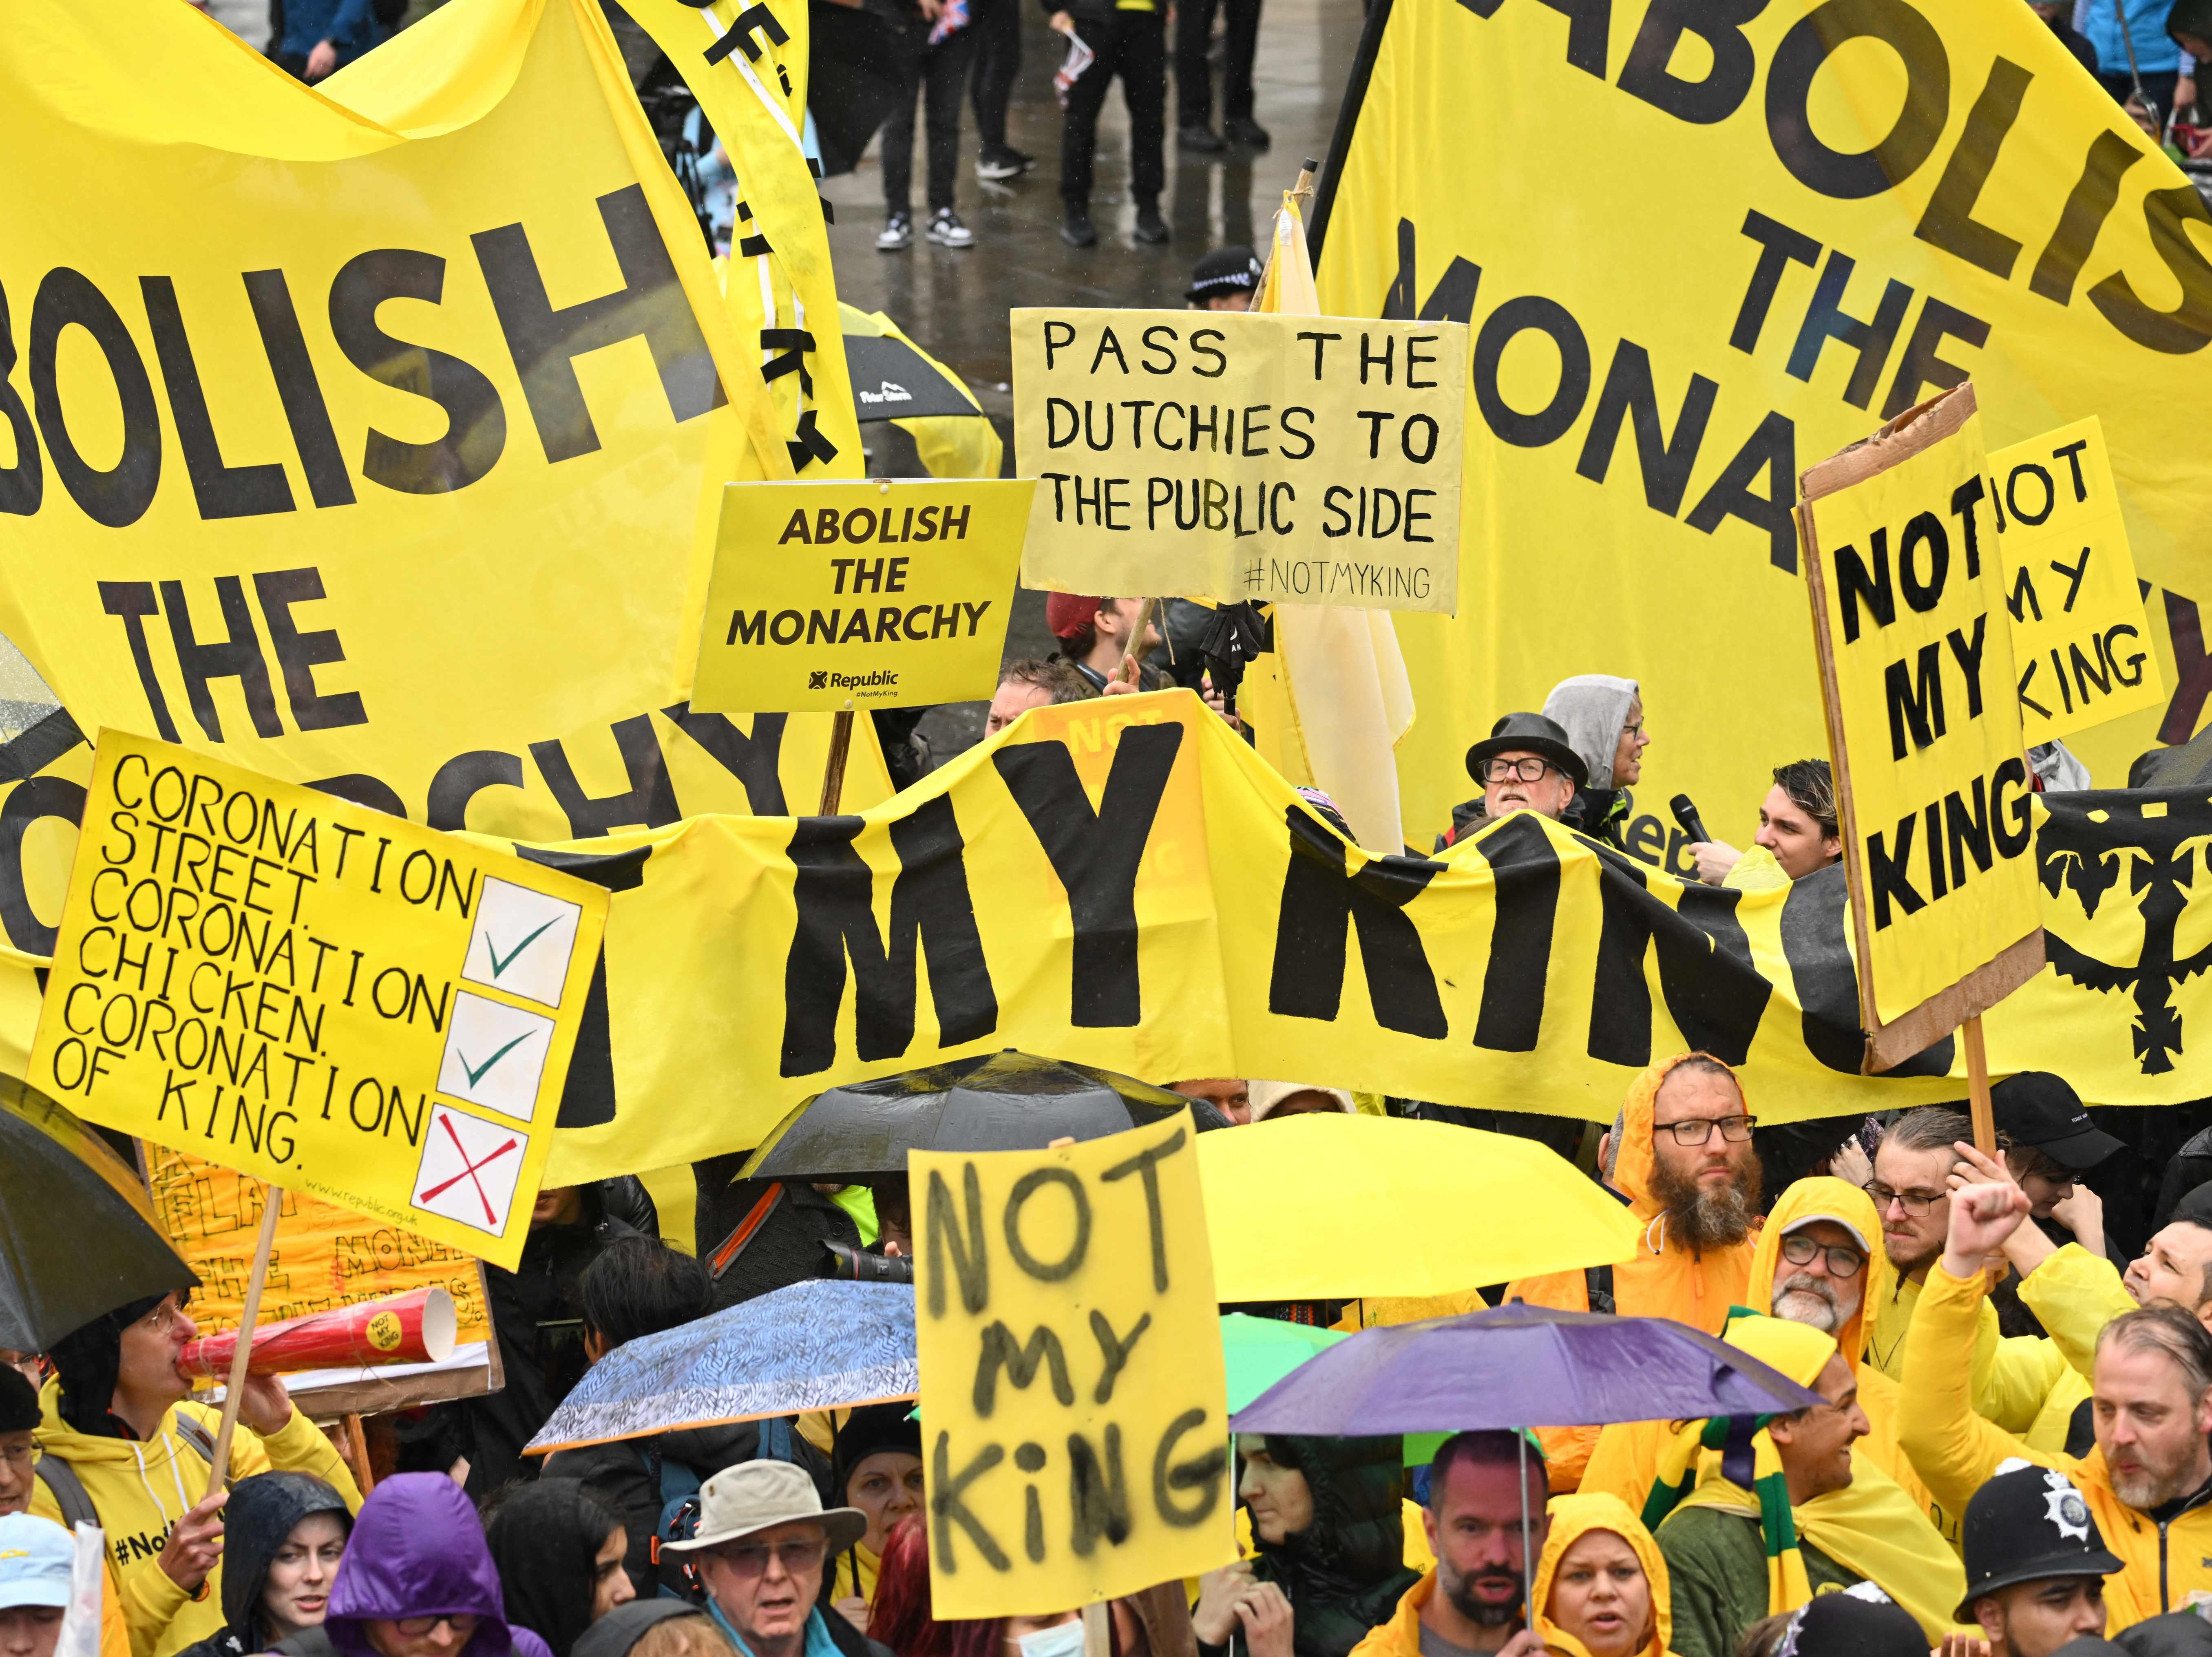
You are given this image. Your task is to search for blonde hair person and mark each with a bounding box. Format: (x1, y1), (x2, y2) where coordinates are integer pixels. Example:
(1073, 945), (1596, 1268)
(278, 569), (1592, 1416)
(1530, 1495), (1675, 1657)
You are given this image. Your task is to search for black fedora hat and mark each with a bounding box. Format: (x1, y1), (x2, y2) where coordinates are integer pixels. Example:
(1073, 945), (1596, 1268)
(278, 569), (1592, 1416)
(1956, 1462), (2124, 1621)
(1465, 712), (1588, 790)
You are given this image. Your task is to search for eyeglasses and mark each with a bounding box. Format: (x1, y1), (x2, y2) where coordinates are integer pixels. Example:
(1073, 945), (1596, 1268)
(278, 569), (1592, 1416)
(1480, 757), (1558, 784)
(1652, 1114), (1756, 1146)
(392, 1615), (480, 1639)
(1779, 1234), (1866, 1279)
(0, 1441), (35, 1472)
(137, 1299), (186, 1338)
(714, 1540), (828, 1577)
(1866, 1184), (1946, 1217)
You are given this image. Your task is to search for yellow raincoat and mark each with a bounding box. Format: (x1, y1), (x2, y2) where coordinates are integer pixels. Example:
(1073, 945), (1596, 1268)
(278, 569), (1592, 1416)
(1507, 1055), (1759, 1489)
(1867, 1269), (2088, 1452)
(1531, 1494), (1679, 1657)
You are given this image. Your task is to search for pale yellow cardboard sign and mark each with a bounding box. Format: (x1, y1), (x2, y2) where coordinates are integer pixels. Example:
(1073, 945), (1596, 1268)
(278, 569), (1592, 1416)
(30, 732), (608, 1270)
(1989, 418), (2164, 747)
(913, 1110), (1233, 1617)
(1011, 309), (1466, 612)
(692, 479), (1037, 714)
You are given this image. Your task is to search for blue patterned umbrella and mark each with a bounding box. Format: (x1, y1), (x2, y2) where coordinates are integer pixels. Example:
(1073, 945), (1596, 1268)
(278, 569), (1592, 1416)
(524, 1280), (915, 1454)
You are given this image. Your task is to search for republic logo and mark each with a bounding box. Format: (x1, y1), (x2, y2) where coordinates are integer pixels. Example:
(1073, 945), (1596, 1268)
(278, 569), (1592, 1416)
(2039, 793), (2212, 1075)
(809, 670), (829, 689)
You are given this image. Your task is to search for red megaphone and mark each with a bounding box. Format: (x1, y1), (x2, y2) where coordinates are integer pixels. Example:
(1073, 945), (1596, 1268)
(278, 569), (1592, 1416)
(181, 1287), (458, 1379)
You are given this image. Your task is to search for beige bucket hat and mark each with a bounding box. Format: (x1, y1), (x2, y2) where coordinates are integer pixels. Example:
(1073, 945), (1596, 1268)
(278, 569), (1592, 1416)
(662, 1459), (868, 1555)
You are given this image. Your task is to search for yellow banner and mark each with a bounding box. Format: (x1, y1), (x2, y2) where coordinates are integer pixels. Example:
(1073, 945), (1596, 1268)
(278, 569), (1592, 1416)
(1991, 417), (2162, 745)
(913, 1111), (1232, 1617)
(692, 479), (1036, 712)
(29, 733), (608, 1269)
(1012, 309), (1466, 612)
(1311, 0), (2212, 851)
(1802, 387), (2040, 1031)
(0, 0), (888, 843)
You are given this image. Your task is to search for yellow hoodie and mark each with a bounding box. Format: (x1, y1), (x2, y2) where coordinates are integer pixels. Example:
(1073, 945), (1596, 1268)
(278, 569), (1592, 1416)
(1531, 1493), (1679, 1657)
(29, 1381), (359, 1657)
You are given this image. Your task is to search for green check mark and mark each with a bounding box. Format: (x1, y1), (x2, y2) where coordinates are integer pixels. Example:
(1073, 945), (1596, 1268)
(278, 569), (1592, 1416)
(457, 1032), (533, 1088)
(484, 917), (559, 979)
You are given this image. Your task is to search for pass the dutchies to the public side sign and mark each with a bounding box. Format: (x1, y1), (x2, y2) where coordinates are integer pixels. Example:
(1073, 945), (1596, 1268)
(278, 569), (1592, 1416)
(28, 731), (608, 1270)
(913, 1110), (1233, 1617)
(1800, 385), (2044, 1067)
(1989, 418), (2163, 747)
(692, 479), (1036, 713)
(1011, 308), (1467, 613)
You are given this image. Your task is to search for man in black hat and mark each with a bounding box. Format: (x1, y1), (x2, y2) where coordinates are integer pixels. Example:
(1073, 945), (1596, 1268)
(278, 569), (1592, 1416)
(1436, 713), (1589, 849)
(1187, 245), (1262, 311)
(1958, 1461), (2124, 1657)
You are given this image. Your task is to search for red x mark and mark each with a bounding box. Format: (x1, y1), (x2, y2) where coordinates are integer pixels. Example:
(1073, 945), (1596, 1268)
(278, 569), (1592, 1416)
(421, 1114), (519, 1226)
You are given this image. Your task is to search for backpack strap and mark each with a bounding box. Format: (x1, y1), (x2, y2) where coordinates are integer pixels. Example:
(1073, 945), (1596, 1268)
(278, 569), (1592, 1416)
(759, 1417), (793, 1464)
(33, 1458), (98, 1533)
(708, 1186), (784, 1281)
(1583, 1263), (1616, 1316)
(174, 1416), (217, 1465)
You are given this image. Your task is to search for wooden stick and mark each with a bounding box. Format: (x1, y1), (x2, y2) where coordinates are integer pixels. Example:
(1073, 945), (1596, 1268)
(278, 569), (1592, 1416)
(1964, 1014), (1995, 1157)
(1080, 1602), (1111, 1657)
(818, 709), (855, 814)
(207, 1183), (282, 1493)
(1253, 159), (1321, 297)
(342, 1413), (376, 1496)
(1118, 598), (1159, 686)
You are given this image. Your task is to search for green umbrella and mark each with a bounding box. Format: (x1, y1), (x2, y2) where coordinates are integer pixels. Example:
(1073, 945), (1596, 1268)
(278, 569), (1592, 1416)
(1221, 1313), (1348, 1414)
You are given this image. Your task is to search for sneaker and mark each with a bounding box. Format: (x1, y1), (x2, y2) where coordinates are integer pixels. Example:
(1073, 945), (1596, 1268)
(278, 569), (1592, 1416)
(1224, 116), (1271, 149)
(876, 211), (912, 251)
(975, 145), (1034, 180)
(1179, 123), (1226, 153)
(1061, 208), (1098, 247)
(1133, 202), (1169, 243)
(926, 208), (976, 247)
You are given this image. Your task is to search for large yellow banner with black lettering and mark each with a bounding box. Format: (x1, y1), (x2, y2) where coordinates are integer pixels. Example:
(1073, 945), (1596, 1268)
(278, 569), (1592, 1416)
(0, 0), (882, 846)
(1310, 0), (2212, 856)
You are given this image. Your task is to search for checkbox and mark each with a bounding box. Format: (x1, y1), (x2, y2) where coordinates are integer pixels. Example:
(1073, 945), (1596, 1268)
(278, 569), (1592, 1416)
(437, 991), (555, 1124)
(412, 1105), (528, 1236)
(461, 878), (583, 1010)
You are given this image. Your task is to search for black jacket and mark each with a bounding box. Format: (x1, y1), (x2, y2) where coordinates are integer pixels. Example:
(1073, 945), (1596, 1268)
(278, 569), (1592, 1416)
(692, 1164), (861, 1311)
(173, 1474), (351, 1657)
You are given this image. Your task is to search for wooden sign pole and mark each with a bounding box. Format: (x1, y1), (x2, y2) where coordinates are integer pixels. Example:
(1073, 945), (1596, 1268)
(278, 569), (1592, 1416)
(1118, 597), (1160, 687)
(1964, 1014), (1996, 1158)
(818, 710), (855, 815)
(205, 1183), (282, 1492)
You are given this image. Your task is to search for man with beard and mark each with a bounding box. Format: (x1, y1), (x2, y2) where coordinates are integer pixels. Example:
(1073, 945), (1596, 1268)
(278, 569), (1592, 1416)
(1899, 1174), (2212, 1631)
(1505, 1055), (1761, 1489)
(1350, 1433), (1552, 1657)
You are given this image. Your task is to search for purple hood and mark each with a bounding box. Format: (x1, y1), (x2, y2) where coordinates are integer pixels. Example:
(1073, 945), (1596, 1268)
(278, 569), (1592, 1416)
(325, 1475), (549, 1657)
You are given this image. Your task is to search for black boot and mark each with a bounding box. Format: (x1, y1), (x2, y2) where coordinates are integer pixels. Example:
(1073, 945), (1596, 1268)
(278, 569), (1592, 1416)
(1133, 201), (1170, 243)
(1179, 123), (1226, 153)
(1224, 116), (1271, 149)
(1061, 206), (1098, 246)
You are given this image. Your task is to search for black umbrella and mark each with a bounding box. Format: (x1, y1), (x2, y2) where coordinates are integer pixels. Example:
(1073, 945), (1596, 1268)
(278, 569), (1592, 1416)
(0, 1077), (197, 1352)
(736, 1051), (1233, 1182)
(808, 0), (921, 179)
(844, 333), (987, 422)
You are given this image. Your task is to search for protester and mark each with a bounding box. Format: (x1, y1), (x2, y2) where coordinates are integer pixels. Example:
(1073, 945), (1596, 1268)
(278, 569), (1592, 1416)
(1346, 1433), (1546, 1657)
(1174, 0), (1266, 152)
(484, 1480), (634, 1657)
(874, 0), (980, 252)
(2030, 0), (2103, 72)
(824, 1407), (923, 1627)
(0, 1369), (36, 1520)
(1507, 1054), (1761, 1489)
(983, 659), (1097, 736)
(1646, 1312), (1962, 1656)
(544, 1237), (825, 1600)
(1540, 676), (1646, 851)
(0, 1513), (71, 1657)
(269, 0), (387, 80)
(1438, 714), (1588, 847)
(574, 1606), (735, 1657)
(1956, 1461), (2122, 1657)
(174, 1474), (353, 1657)
(1248, 1083), (1356, 1122)
(1167, 1079), (1251, 1124)
(665, 1462), (894, 1657)
(1898, 1175), (2212, 1630)
(2082, 0), (2193, 122)
(307, 1474), (551, 1657)
(967, 0), (1030, 181)
(1690, 760), (1841, 886)
(1046, 0), (1167, 247)
(33, 1291), (360, 1657)
(1187, 247), (1263, 311)
(1045, 596), (1161, 692)
(1731, 1588), (1931, 1657)
(691, 1162), (862, 1312)
(1197, 1435), (1417, 1657)
(1528, 1494), (1673, 1657)
(1993, 1074), (2125, 1225)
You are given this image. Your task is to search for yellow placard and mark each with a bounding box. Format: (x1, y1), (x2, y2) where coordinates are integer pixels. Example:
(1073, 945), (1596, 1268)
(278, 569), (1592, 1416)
(29, 732), (608, 1270)
(1312, 0), (2212, 856)
(1012, 309), (1466, 612)
(913, 1111), (1233, 1617)
(692, 479), (1036, 713)
(1990, 419), (2163, 746)
(1801, 389), (2042, 1036)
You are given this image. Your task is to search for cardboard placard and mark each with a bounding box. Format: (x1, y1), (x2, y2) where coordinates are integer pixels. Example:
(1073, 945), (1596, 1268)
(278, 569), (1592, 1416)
(1799, 385), (2045, 1069)
(1990, 418), (2163, 745)
(1011, 309), (1466, 613)
(913, 1110), (1233, 1617)
(692, 479), (1036, 713)
(30, 732), (608, 1269)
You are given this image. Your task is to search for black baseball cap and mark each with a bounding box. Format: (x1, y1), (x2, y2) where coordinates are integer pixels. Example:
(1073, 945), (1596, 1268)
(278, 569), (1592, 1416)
(1992, 1073), (2124, 1171)
(1464, 712), (1588, 790)
(1187, 245), (1262, 303)
(1956, 1461), (2124, 1620)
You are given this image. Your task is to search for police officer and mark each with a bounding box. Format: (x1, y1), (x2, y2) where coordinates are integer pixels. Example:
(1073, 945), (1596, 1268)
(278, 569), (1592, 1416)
(1958, 1462), (2126, 1657)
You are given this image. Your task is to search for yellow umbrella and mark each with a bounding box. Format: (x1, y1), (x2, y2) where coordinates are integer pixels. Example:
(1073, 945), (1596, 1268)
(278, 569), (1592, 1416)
(1198, 1114), (1637, 1303)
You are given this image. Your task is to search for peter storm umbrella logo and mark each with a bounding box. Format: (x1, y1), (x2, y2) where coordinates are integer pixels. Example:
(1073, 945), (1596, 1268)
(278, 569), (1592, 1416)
(2038, 793), (2212, 1075)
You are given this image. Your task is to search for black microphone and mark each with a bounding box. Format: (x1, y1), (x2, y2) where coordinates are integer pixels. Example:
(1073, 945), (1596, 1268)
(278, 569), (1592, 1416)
(1670, 793), (1712, 845)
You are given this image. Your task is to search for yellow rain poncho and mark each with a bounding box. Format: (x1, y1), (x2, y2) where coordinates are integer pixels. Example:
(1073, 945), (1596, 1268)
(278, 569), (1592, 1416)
(1532, 1494), (1679, 1657)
